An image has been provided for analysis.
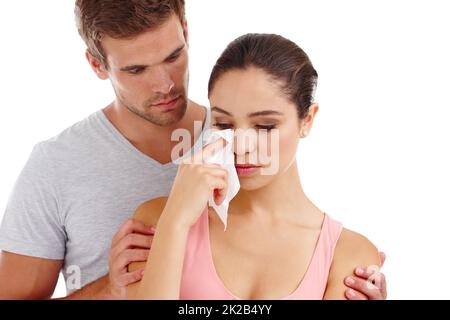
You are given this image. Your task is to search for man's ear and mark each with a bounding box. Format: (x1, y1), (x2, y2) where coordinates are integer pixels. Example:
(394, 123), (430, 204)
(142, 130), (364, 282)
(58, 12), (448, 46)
(85, 50), (108, 80)
(183, 20), (189, 48)
(299, 103), (319, 138)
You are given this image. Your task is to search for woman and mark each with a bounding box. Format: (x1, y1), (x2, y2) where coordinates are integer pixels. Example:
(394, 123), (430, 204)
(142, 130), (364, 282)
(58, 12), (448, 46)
(127, 33), (381, 299)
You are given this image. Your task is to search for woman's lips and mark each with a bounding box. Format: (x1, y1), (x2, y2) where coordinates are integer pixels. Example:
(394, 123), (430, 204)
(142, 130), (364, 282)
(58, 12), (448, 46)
(234, 164), (261, 176)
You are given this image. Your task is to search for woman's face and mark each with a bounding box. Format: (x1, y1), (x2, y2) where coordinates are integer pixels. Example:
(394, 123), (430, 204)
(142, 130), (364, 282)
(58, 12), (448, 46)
(209, 67), (316, 191)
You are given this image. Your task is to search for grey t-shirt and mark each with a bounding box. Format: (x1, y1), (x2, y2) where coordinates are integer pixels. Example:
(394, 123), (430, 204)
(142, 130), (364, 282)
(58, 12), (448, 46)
(0, 107), (211, 295)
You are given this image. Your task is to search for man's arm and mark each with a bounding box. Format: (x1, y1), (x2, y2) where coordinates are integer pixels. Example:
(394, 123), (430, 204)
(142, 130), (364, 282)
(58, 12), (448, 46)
(0, 251), (119, 300)
(0, 251), (62, 299)
(0, 213), (155, 300)
(323, 229), (381, 300)
(55, 274), (111, 300)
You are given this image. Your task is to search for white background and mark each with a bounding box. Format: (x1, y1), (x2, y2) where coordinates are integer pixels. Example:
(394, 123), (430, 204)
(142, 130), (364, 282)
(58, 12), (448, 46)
(1, 0), (449, 299)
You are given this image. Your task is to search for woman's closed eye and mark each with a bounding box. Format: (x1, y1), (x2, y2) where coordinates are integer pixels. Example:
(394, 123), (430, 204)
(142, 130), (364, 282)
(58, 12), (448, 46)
(212, 122), (233, 130)
(212, 123), (277, 131)
(255, 124), (277, 131)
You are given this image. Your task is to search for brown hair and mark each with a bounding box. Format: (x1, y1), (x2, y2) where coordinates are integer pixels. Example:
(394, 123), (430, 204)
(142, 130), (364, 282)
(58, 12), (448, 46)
(208, 33), (318, 120)
(75, 0), (186, 67)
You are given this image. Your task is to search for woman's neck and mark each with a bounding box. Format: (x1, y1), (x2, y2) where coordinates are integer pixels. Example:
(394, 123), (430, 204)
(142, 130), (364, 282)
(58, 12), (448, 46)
(230, 162), (321, 225)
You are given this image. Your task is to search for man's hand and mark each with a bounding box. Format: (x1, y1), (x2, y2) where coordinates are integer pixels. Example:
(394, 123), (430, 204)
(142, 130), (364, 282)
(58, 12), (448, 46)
(344, 251), (387, 300)
(106, 218), (155, 299)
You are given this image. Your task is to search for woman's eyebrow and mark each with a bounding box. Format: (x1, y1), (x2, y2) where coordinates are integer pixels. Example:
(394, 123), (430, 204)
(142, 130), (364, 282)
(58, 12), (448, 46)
(247, 110), (283, 117)
(211, 106), (232, 116)
(211, 106), (283, 118)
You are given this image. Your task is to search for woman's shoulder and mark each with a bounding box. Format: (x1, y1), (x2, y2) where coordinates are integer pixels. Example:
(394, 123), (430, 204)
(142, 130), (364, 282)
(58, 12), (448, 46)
(322, 213), (379, 269)
(335, 227), (380, 262)
(323, 226), (381, 299)
(133, 197), (168, 226)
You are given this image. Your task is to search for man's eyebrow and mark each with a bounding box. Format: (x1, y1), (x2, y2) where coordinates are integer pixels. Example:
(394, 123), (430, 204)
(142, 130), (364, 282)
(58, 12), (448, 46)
(164, 44), (185, 61)
(120, 64), (148, 72)
(211, 106), (283, 117)
(119, 44), (185, 72)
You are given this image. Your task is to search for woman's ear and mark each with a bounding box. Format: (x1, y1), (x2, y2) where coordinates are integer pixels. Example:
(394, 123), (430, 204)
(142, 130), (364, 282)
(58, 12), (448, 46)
(85, 50), (108, 80)
(299, 103), (319, 138)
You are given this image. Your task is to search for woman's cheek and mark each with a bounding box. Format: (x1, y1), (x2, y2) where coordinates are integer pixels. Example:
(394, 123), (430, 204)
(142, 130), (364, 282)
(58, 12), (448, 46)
(254, 128), (292, 175)
(278, 128), (299, 171)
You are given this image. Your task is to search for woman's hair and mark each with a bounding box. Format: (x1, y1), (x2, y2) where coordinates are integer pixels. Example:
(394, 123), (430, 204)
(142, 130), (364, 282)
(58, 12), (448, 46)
(208, 33), (318, 120)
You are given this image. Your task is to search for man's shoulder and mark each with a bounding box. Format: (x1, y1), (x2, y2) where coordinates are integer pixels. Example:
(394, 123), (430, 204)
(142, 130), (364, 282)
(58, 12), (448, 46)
(35, 110), (104, 159)
(188, 100), (209, 127)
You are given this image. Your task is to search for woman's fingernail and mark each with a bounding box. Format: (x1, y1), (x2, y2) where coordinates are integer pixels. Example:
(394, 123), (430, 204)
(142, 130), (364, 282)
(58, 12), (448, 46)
(346, 277), (355, 285)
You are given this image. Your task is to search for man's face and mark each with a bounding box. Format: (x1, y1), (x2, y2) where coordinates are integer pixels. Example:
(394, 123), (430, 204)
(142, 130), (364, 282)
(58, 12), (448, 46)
(99, 14), (189, 126)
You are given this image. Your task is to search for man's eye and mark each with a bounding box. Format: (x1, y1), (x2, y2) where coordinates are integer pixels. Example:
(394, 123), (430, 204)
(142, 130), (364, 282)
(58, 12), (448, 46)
(213, 123), (233, 129)
(129, 68), (145, 75)
(167, 54), (181, 63)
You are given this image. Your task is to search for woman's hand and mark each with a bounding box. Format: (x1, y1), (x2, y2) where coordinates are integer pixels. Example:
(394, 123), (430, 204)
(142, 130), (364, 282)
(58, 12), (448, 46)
(161, 138), (229, 229)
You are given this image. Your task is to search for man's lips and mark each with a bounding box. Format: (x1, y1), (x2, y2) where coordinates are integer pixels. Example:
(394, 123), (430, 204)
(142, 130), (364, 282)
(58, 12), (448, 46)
(152, 96), (180, 107)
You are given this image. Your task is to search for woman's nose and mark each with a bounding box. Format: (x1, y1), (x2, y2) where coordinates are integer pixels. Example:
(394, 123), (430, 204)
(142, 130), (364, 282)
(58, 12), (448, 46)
(234, 129), (258, 156)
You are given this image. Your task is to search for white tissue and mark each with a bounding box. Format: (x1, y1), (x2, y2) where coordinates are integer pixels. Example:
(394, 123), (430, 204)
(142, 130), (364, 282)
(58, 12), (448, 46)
(203, 129), (240, 230)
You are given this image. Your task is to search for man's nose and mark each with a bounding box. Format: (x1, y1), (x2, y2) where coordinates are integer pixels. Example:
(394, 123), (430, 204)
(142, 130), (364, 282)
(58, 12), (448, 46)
(150, 66), (174, 95)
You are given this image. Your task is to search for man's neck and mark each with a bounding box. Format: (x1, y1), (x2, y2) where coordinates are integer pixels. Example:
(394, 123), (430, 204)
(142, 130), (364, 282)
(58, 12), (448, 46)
(103, 100), (206, 164)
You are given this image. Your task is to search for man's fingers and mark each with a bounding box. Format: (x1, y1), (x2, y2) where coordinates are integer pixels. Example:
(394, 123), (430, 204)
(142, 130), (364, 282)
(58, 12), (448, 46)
(379, 251), (386, 267)
(112, 234), (153, 261)
(345, 276), (383, 300)
(345, 288), (368, 300)
(112, 219), (155, 247)
(116, 269), (145, 287)
(116, 249), (150, 270)
(354, 265), (380, 279)
(371, 271), (387, 299)
(353, 266), (387, 299)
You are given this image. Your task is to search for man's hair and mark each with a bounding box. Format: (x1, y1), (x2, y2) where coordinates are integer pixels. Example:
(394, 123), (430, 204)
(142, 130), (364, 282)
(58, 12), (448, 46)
(75, 0), (186, 67)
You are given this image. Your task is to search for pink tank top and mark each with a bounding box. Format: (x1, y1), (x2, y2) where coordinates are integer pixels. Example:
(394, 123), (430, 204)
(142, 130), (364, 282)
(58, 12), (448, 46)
(179, 208), (343, 300)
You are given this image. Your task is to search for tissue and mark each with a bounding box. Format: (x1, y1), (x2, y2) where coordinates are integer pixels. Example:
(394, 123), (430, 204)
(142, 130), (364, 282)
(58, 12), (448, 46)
(203, 129), (240, 230)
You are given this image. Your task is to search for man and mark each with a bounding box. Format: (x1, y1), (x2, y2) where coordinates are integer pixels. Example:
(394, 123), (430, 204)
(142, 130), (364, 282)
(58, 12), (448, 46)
(0, 0), (387, 300)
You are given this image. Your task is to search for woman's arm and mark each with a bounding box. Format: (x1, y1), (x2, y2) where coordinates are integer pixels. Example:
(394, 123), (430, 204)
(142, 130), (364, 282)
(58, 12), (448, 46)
(134, 211), (191, 299)
(126, 141), (229, 299)
(125, 197), (191, 300)
(323, 228), (381, 300)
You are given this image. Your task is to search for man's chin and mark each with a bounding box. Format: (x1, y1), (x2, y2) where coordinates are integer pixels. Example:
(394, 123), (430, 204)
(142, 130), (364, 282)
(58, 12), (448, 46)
(145, 100), (188, 126)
